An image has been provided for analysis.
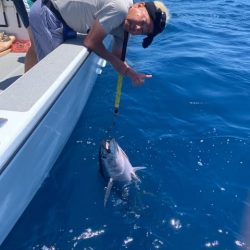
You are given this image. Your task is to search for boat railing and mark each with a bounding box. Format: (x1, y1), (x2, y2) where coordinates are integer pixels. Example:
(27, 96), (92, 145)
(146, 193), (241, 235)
(0, 34), (107, 174)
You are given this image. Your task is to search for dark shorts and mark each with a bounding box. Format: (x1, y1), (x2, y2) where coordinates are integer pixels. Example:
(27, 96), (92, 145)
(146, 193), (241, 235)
(29, 0), (64, 61)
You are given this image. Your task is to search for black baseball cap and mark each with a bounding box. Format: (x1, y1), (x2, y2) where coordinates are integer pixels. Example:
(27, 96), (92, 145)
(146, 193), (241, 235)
(143, 1), (167, 48)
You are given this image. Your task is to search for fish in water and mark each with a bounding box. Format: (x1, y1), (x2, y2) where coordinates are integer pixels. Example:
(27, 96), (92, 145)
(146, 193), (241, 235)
(99, 138), (145, 207)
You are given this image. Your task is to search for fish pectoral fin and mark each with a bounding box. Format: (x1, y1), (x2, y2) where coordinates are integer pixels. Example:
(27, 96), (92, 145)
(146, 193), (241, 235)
(132, 166), (146, 182)
(133, 166), (146, 171)
(104, 178), (113, 207)
(131, 172), (141, 183)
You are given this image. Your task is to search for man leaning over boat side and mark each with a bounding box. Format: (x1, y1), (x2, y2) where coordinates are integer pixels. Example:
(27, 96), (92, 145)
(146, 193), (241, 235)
(29, 0), (170, 86)
(12, 0), (37, 72)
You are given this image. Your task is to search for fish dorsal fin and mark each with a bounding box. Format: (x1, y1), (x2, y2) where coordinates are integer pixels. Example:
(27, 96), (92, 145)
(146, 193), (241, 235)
(104, 178), (113, 207)
(133, 166), (146, 171)
(131, 172), (141, 183)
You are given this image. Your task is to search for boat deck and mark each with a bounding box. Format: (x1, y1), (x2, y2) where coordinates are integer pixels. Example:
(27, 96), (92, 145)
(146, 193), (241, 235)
(0, 52), (25, 93)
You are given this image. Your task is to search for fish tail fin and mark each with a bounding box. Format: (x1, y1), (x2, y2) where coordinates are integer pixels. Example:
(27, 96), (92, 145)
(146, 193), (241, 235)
(104, 178), (113, 207)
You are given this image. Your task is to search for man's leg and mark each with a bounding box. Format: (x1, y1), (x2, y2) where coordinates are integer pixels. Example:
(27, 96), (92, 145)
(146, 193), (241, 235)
(25, 27), (37, 72)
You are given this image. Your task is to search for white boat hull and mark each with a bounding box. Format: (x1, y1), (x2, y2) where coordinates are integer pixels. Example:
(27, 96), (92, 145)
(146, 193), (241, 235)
(0, 38), (107, 245)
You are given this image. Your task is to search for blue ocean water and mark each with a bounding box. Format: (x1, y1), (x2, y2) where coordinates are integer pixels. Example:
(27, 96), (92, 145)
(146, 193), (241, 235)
(2, 0), (250, 249)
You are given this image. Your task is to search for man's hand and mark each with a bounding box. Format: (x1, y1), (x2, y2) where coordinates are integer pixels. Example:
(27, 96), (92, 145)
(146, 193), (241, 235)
(125, 66), (152, 86)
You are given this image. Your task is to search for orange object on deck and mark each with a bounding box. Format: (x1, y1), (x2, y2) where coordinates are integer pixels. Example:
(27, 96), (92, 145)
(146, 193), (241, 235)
(11, 40), (31, 53)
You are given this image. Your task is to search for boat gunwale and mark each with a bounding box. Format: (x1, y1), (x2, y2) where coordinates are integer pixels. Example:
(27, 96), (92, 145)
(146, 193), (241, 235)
(0, 36), (91, 174)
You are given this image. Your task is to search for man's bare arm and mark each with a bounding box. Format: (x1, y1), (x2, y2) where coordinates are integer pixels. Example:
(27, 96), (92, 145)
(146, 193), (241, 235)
(83, 20), (152, 85)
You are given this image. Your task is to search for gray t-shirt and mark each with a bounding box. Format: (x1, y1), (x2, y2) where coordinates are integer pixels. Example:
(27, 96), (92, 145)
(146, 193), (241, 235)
(52, 0), (132, 46)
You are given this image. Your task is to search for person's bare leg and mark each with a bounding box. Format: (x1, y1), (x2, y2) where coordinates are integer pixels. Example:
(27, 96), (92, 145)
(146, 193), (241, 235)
(24, 43), (37, 72)
(24, 27), (37, 72)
